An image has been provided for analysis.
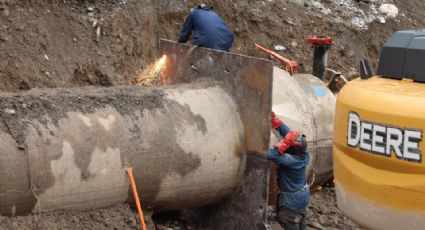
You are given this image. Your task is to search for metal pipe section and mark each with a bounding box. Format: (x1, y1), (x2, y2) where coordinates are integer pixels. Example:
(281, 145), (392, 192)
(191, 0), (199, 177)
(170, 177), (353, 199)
(158, 40), (273, 230)
(312, 45), (328, 80)
(308, 37), (334, 80)
(0, 82), (246, 216)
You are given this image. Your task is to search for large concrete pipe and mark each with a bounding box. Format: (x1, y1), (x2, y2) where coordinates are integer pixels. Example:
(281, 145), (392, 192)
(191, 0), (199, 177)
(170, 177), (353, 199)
(1, 40), (273, 230)
(271, 67), (336, 185)
(0, 83), (246, 215)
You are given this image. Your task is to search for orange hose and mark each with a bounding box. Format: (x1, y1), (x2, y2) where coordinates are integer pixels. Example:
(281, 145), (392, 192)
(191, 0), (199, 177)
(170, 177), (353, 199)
(126, 167), (147, 230)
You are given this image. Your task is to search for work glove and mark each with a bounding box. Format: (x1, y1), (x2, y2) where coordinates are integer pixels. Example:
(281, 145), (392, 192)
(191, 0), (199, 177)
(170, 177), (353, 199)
(274, 130), (299, 154)
(271, 112), (283, 129)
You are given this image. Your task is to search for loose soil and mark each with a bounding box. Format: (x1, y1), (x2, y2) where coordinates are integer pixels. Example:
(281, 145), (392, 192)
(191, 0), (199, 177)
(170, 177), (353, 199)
(0, 189), (360, 230)
(0, 204), (140, 230)
(307, 188), (361, 230)
(0, 0), (424, 92)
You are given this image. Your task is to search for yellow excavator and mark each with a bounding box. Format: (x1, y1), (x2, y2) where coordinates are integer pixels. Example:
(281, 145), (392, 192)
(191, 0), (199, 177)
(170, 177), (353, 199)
(334, 29), (425, 230)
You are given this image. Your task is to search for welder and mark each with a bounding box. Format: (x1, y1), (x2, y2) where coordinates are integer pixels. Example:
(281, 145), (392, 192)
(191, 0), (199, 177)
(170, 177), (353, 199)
(268, 112), (310, 230)
(178, 4), (234, 51)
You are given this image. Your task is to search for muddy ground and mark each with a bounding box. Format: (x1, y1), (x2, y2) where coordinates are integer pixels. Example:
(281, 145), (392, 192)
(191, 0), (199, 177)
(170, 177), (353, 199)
(307, 188), (360, 230)
(1, 0), (425, 229)
(0, 204), (138, 230)
(0, 188), (359, 230)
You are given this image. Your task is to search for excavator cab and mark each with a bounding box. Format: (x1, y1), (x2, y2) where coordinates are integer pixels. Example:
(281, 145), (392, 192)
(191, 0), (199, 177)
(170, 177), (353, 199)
(333, 29), (425, 230)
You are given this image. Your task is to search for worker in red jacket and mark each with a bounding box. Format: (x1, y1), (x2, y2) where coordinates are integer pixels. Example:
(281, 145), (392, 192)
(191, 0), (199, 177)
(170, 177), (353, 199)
(268, 112), (309, 230)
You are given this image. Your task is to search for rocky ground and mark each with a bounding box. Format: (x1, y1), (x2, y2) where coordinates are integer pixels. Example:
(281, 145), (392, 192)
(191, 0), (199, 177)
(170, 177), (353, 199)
(0, 0), (424, 229)
(0, 187), (360, 230)
(0, 204), (139, 230)
(307, 188), (360, 230)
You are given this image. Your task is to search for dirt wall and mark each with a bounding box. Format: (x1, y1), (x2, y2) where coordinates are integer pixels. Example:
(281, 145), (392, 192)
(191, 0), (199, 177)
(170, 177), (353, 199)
(0, 0), (424, 92)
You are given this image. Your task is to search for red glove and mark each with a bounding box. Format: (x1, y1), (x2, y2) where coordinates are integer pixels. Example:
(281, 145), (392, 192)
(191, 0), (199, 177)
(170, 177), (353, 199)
(274, 130), (299, 154)
(271, 112), (283, 129)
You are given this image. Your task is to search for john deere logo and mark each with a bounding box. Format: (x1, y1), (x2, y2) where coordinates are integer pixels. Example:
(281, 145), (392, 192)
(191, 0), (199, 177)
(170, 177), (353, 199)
(347, 112), (423, 163)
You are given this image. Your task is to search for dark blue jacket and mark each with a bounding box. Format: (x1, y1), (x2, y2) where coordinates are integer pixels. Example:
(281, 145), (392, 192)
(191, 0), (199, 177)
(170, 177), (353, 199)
(178, 5), (234, 51)
(267, 124), (310, 213)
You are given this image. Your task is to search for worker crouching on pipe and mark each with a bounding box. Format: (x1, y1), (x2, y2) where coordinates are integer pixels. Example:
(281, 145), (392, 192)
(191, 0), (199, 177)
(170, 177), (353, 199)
(268, 112), (310, 230)
(178, 4), (234, 52)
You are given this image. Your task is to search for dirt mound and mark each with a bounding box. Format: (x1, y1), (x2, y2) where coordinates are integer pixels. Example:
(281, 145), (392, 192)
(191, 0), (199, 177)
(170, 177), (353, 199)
(0, 0), (424, 92)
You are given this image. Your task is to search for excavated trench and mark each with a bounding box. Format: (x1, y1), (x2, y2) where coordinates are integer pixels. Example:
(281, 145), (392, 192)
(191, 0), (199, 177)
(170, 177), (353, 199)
(4, 0), (416, 227)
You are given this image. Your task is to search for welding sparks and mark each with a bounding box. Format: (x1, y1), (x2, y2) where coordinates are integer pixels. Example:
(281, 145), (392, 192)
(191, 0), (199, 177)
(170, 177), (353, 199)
(155, 55), (167, 72)
(132, 55), (167, 86)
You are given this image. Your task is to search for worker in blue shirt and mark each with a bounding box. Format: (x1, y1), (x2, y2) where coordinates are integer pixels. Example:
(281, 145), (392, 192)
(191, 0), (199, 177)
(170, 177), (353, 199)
(268, 112), (309, 230)
(178, 4), (234, 51)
